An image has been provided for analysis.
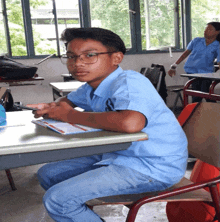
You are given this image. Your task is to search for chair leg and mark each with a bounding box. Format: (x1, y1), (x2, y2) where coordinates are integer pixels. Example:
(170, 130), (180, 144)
(125, 203), (140, 222)
(172, 92), (180, 112)
(5, 169), (17, 191)
(172, 91), (184, 112)
(209, 185), (220, 222)
(179, 92), (184, 105)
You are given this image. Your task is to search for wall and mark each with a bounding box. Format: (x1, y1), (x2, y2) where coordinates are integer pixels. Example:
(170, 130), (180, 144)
(17, 52), (187, 87)
(11, 52), (194, 105)
(12, 52), (220, 105)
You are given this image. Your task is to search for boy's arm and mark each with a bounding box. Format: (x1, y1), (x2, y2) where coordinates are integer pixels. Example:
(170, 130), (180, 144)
(34, 101), (146, 133)
(168, 49), (191, 77)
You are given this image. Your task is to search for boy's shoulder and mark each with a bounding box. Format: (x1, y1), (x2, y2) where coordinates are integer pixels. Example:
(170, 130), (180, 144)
(109, 68), (152, 90)
(116, 69), (146, 80)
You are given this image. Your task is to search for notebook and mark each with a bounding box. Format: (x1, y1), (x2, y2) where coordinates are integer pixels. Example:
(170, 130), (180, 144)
(32, 119), (102, 135)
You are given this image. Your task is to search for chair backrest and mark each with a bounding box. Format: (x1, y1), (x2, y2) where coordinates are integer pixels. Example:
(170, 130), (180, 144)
(143, 67), (162, 92)
(182, 102), (220, 167)
(139, 67), (146, 74)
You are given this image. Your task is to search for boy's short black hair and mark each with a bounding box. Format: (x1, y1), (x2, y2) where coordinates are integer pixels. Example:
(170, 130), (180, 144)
(61, 27), (126, 54)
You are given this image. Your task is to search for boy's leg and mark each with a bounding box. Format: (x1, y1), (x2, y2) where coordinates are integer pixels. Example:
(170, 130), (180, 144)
(191, 78), (203, 102)
(43, 164), (172, 222)
(37, 155), (102, 190)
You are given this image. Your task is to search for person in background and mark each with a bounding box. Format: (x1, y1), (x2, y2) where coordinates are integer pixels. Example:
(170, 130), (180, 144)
(29, 27), (188, 222)
(168, 22), (220, 102)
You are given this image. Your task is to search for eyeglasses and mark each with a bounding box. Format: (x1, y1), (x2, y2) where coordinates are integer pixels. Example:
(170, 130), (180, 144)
(60, 52), (116, 64)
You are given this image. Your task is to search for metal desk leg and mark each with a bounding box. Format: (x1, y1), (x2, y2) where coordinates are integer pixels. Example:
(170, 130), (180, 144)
(5, 169), (17, 191)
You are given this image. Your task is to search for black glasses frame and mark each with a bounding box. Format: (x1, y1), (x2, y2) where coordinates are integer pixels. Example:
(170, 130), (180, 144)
(60, 51), (117, 64)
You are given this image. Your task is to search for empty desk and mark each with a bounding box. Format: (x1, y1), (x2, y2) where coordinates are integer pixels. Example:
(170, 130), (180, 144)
(50, 81), (85, 100)
(181, 73), (220, 106)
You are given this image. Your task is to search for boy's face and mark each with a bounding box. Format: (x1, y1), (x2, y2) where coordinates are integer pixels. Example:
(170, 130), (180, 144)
(66, 38), (123, 89)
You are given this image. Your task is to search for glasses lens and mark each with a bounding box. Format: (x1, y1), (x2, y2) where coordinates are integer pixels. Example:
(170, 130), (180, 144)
(82, 53), (98, 64)
(60, 53), (99, 64)
(60, 55), (68, 64)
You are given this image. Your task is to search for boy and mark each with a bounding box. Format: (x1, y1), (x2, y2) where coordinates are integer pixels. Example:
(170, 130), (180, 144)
(31, 28), (188, 222)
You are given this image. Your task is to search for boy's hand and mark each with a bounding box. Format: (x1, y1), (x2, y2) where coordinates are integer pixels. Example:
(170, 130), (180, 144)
(33, 101), (75, 122)
(27, 103), (52, 111)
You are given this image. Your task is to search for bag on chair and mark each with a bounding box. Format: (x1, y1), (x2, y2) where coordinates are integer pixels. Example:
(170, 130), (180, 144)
(0, 56), (38, 80)
(166, 102), (219, 222)
(0, 87), (21, 112)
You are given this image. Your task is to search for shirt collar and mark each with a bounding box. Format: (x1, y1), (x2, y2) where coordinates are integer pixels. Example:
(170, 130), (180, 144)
(203, 37), (219, 46)
(93, 66), (123, 98)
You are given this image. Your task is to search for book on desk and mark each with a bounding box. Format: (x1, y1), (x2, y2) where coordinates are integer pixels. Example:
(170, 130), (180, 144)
(32, 118), (102, 135)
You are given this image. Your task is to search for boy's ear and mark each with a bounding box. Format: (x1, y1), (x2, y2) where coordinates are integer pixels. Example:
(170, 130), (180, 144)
(112, 52), (124, 65)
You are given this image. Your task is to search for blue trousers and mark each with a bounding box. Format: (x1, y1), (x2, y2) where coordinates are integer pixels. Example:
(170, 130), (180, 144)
(37, 155), (172, 222)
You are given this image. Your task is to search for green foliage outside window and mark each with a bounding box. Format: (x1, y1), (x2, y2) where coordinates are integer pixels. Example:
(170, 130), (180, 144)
(90, 0), (131, 48)
(191, 0), (220, 38)
(1, 0), (220, 57)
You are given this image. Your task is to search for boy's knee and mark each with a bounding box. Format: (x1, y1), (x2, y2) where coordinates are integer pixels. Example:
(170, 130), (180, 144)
(43, 186), (82, 216)
(43, 186), (63, 214)
(37, 167), (52, 190)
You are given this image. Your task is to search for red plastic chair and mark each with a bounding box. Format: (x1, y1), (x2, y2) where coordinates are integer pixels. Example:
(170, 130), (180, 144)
(87, 102), (220, 222)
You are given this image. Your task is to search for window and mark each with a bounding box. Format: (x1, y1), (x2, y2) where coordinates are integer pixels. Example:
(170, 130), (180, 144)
(4, 0), (27, 56)
(2, 0), (216, 58)
(30, 0), (80, 56)
(90, 0), (132, 49)
(140, 0), (183, 50)
(191, 0), (220, 39)
(0, 1), (8, 55)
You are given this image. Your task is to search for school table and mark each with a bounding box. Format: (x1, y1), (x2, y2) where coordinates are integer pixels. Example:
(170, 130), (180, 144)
(61, 73), (75, 82)
(0, 111), (148, 171)
(49, 81), (85, 100)
(0, 76), (44, 87)
(181, 73), (220, 106)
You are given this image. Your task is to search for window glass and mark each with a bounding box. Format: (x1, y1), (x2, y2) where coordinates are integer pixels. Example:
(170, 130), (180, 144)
(90, 0), (132, 49)
(30, 0), (80, 55)
(6, 0), (27, 56)
(0, 1), (8, 55)
(140, 0), (177, 50)
(31, 0), (56, 55)
(191, 0), (220, 39)
(56, 0), (80, 54)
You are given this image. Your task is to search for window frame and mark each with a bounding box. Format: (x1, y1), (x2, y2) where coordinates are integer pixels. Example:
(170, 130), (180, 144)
(1, 0), (191, 59)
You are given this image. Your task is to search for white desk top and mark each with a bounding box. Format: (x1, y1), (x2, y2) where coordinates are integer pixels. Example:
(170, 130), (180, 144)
(0, 111), (148, 156)
(50, 81), (85, 92)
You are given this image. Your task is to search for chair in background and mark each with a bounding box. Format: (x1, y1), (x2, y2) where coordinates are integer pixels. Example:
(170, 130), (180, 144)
(86, 102), (220, 222)
(61, 73), (75, 82)
(168, 86), (184, 112)
(141, 64), (167, 103)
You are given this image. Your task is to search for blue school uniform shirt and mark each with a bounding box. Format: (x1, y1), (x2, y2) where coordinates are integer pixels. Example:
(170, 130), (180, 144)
(67, 67), (188, 185)
(184, 37), (220, 73)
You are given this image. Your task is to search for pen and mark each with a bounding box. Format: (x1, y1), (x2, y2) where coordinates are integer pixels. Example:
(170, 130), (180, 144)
(14, 105), (38, 111)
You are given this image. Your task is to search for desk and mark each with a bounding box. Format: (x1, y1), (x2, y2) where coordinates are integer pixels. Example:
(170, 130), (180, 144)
(0, 76), (44, 87)
(181, 73), (220, 106)
(61, 73), (75, 82)
(0, 111), (148, 170)
(50, 81), (85, 100)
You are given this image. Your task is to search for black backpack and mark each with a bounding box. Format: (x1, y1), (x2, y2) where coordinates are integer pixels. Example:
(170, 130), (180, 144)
(0, 56), (38, 80)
